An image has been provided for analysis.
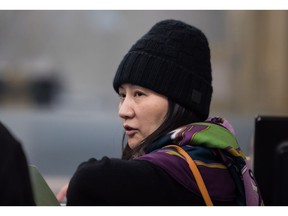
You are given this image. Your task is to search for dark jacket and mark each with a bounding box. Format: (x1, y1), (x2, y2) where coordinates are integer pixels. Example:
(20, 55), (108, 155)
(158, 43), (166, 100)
(66, 156), (236, 206)
(0, 122), (35, 206)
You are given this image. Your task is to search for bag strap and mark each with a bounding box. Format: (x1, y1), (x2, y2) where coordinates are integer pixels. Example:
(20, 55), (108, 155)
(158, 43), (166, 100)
(166, 145), (213, 206)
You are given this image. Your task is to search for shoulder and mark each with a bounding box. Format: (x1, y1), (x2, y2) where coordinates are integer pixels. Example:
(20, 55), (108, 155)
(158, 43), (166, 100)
(66, 156), (181, 205)
(74, 156), (155, 177)
(68, 156), (162, 186)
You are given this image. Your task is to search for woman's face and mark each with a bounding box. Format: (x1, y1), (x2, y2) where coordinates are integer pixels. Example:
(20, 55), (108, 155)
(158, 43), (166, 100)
(118, 84), (168, 149)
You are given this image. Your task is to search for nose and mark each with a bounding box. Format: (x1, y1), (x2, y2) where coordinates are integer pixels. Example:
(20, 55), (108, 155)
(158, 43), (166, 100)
(118, 97), (135, 119)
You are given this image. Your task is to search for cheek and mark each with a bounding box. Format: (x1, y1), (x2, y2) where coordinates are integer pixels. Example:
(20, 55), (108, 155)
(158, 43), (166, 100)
(143, 102), (168, 132)
(155, 99), (168, 121)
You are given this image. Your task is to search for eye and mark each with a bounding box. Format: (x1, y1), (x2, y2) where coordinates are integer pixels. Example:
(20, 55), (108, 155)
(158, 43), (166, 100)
(134, 91), (145, 97)
(118, 92), (126, 100)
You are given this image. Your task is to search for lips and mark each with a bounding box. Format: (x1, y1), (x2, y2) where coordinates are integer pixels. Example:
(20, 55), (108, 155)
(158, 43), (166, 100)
(124, 125), (137, 136)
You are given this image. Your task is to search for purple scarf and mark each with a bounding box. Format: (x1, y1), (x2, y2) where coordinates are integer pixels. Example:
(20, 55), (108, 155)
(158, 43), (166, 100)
(137, 117), (263, 205)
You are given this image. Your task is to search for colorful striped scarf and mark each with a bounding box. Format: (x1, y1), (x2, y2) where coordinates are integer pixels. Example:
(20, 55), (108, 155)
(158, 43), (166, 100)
(137, 117), (263, 205)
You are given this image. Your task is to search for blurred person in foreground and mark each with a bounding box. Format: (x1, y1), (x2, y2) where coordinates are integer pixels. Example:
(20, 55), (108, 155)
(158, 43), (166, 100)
(58, 19), (263, 206)
(0, 122), (35, 205)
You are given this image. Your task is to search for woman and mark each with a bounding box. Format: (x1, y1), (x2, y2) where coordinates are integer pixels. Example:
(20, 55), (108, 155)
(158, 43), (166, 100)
(63, 19), (262, 206)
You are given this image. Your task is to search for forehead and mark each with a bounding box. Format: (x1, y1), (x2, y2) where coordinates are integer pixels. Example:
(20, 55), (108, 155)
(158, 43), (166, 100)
(119, 84), (146, 91)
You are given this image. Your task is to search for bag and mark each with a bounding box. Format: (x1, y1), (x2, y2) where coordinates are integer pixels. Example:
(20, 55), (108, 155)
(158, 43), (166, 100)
(166, 144), (213, 206)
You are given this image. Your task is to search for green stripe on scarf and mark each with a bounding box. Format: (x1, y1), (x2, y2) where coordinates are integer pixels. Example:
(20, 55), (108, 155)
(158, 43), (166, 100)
(189, 122), (245, 158)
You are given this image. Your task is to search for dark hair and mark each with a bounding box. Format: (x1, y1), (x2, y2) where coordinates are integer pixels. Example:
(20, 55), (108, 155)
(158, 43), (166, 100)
(121, 100), (203, 160)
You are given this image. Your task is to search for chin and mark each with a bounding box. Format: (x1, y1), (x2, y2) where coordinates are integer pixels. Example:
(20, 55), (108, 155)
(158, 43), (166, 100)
(128, 139), (141, 149)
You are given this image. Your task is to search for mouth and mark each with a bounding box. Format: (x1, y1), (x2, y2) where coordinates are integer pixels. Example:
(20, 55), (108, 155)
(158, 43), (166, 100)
(124, 125), (137, 136)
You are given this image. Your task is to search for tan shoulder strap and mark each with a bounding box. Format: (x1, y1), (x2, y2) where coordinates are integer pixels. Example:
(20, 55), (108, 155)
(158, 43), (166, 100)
(166, 145), (213, 206)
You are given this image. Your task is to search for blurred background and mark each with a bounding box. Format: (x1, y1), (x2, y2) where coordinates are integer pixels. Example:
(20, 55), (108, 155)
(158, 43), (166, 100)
(0, 10), (287, 194)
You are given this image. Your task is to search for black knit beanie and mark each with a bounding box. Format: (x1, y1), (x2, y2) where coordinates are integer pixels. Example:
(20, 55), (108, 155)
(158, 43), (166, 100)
(113, 19), (213, 121)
